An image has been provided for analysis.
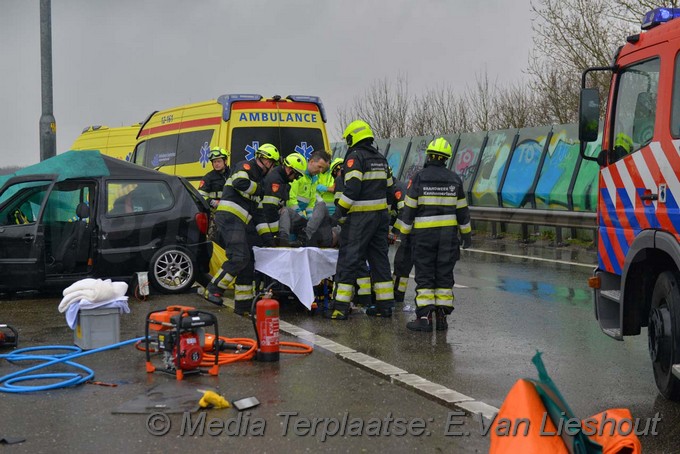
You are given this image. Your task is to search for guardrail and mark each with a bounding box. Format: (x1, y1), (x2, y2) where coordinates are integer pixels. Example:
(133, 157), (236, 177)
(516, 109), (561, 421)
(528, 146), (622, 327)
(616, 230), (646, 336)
(469, 206), (597, 230)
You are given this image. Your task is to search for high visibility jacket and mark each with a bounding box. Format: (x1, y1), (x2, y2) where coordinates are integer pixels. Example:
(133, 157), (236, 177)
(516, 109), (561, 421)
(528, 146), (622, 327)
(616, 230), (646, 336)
(317, 170), (336, 207)
(259, 166), (291, 234)
(198, 168), (229, 204)
(215, 160), (267, 232)
(335, 142), (394, 217)
(393, 160), (470, 235)
(288, 172), (318, 215)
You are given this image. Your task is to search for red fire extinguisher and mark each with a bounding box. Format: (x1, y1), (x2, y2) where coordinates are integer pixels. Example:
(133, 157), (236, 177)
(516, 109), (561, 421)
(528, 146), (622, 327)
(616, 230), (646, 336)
(255, 296), (280, 362)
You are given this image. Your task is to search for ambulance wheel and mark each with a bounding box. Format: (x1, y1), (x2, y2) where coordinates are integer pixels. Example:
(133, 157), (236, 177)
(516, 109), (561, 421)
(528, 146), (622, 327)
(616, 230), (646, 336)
(149, 245), (196, 294)
(648, 270), (680, 401)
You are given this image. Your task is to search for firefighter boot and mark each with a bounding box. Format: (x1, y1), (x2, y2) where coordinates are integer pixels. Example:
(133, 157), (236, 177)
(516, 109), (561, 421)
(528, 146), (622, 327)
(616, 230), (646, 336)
(394, 290), (405, 304)
(233, 301), (252, 316)
(324, 301), (350, 320)
(365, 302), (393, 318)
(203, 283), (224, 306)
(435, 307), (449, 331)
(406, 311), (433, 332)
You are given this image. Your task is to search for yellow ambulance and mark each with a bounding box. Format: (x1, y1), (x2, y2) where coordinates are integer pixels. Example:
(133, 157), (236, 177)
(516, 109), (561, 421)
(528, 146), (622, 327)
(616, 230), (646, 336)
(71, 124), (141, 161)
(130, 94), (330, 184)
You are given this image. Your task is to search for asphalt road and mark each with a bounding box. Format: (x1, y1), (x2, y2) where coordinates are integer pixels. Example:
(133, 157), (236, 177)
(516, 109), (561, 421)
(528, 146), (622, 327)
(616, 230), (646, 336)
(1, 238), (679, 452)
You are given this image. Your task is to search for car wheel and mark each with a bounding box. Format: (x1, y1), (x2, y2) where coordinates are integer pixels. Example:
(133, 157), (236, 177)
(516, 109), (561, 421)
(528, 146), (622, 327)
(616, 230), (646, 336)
(648, 270), (680, 401)
(149, 245), (196, 294)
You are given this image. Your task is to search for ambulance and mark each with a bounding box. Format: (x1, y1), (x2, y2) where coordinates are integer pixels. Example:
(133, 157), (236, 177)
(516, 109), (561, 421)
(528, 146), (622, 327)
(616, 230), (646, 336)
(71, 124), (141, 161)
(131, 94), (330, 184)
(579, 7), (680, 400)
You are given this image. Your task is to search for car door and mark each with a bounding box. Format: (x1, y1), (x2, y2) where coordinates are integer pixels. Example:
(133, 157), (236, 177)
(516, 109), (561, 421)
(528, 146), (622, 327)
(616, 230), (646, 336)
(0, 175), (57, 290)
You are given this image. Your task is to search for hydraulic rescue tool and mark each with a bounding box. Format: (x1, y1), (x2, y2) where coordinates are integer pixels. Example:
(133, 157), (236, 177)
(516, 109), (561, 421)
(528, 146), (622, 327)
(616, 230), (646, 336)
(144, 306), (219, 380)
(0, 324), (18, 349)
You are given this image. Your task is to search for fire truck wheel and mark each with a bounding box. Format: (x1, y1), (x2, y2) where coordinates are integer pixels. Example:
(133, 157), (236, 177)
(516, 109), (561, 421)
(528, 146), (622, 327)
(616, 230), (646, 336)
(648, 270), (680, 401)
(149, 245), (196, 294)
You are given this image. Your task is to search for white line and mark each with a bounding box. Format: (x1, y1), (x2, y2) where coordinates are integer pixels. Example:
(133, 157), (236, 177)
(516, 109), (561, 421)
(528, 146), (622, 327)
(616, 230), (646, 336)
(463, 247), (595, 269)
(278, 319), (499, 420)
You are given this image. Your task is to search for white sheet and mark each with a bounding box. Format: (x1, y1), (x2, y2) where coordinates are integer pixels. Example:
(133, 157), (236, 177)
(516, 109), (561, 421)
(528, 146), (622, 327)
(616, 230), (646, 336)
(253, 247), (338, 309)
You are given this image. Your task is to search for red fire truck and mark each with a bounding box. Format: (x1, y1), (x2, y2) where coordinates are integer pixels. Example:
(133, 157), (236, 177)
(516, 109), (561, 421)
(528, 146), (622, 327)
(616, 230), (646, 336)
(579, 8), (680, 400)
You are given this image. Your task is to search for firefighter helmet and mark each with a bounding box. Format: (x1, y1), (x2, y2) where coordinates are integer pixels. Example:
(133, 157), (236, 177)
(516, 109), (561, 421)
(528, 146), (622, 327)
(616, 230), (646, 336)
(255, 143), (280, 162)
(330, 157), (344, 175)
(343, 120), (374, 147)
(209, 147), (228, 161)
(284, 152), (307, 177)
(614, 132), (633, 154)
(426, 137), (452, 159)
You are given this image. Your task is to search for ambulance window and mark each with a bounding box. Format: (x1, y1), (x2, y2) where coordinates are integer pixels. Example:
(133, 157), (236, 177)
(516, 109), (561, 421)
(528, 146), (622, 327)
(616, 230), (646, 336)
(671, 52), (680, 138)
(145, 134), (179, 169)
(610, 58), (659, 163)
(176, 130), (214, 165)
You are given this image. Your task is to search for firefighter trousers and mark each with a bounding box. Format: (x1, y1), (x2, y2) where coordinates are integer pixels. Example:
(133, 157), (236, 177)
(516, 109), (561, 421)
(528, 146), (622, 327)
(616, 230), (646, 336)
(411, 227), (459, 318)
(393, 233), (413, 298)
(333, 210), (394, 312)
(210, 211), (257, 312)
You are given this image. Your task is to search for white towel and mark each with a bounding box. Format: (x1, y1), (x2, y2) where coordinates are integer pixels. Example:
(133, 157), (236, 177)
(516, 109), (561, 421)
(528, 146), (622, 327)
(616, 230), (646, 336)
(58, 278), (128, 313)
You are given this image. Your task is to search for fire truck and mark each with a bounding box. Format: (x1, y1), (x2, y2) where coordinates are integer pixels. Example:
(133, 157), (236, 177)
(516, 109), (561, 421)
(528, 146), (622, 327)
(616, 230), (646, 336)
(579, 8), (680, 400)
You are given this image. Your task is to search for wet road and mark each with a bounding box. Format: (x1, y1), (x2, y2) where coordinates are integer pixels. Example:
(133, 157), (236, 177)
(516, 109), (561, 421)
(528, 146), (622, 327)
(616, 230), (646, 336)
(1, 238), (679, 452)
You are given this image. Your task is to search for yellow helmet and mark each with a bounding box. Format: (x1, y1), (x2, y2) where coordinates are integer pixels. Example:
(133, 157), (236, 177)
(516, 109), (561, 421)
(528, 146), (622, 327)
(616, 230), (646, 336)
(283, 152), (307, 177)
(614, 132), (633, 154)
(426, 137), (452, 159)
(343, 120), (374, 147)
(330, 157), (344, 174)
(255, 143), (280, 162)
(209, 147), (228, 161)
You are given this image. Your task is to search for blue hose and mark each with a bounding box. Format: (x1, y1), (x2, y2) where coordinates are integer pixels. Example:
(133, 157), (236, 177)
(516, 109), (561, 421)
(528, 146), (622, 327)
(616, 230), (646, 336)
(0, 337), (144, 393)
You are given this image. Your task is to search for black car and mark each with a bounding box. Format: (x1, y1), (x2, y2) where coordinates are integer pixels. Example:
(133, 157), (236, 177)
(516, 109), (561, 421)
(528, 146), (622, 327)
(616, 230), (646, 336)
(0, 151), (212, 294)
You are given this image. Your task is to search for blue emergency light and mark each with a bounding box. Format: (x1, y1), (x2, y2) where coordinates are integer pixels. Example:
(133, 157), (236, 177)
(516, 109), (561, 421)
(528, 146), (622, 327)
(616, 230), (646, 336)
(217, 94), (264, 121)
(642, 8), (680, 30)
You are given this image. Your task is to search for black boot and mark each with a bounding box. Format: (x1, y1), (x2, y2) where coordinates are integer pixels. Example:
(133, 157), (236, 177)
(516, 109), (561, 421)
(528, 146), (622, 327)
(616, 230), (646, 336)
(203, 283), (224, 306)
(234, 301), (252, 316)
(394, 290), (405, 303)
(365, 302), (393, 318)
(435, 307), (449, 331)
(323, 301), (350, 320)
(406, 314), (433, 332)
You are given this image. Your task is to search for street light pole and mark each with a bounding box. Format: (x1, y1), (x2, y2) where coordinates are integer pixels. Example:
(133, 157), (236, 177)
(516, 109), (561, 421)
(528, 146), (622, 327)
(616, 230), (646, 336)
(39, 0), (56, 161)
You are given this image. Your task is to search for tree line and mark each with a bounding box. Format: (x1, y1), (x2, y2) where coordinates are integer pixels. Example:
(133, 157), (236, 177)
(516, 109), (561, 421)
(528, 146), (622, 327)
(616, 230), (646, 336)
(337, 0), (678, 139)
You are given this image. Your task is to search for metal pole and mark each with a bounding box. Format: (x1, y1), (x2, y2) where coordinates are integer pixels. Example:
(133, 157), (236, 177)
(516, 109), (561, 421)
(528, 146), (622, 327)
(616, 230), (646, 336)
(39, 0), (56, 161)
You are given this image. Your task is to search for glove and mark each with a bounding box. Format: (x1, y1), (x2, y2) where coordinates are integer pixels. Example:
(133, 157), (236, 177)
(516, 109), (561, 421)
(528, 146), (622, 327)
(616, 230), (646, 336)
(261, 233), (275, 247)
(209, 199), (219, 208)
(461, 232), (472, 249)
(316, 184), (328, 193)
(387, 232), (398, 245)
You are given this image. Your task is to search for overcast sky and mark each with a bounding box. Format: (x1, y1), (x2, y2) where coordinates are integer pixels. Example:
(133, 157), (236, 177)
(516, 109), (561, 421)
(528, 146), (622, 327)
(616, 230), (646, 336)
(1, 0), (534, 167)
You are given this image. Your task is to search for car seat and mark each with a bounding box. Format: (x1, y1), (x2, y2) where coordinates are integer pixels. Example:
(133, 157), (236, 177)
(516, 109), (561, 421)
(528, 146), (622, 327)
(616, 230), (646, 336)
(59, 202), (91, 272)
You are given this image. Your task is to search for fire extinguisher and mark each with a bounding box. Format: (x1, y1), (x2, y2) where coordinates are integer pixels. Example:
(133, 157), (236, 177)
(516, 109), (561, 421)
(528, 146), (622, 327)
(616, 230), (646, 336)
(252, 290), (280, 362)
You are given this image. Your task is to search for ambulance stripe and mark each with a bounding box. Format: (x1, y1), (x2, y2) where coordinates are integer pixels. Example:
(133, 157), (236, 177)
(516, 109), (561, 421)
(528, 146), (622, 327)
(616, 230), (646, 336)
(139, 117), (221, 137)
(232, 101), (318, 112)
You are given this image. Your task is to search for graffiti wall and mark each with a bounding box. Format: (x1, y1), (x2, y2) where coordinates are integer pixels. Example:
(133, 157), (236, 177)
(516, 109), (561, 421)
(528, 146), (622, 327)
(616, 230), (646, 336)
(330, 122), (603, 213)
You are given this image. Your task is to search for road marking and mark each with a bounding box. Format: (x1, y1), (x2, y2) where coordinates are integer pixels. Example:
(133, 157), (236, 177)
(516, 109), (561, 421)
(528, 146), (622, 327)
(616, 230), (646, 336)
(463, 247), (595, 269)
(279, 319), (500, 420)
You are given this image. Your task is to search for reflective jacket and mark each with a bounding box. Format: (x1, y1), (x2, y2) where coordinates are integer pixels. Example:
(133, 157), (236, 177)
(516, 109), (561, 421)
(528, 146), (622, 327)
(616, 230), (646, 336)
(317, 169), (336, 209)
(288, 172), (318, 215)
(259, 166), (291, 234)
(198, 168), (229, 204)
(335, 142), (394, 218)
(215, 160), (267, 231)
(393, 160), (471, 235)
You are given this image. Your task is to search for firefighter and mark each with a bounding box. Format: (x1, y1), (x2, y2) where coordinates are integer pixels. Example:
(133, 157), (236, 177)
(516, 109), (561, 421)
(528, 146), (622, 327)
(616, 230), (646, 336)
(611, 132), (633, 162)
(393, 137), (471, 332)
(390, 179), (413, 303)
(203, 143), (279, 315)
(198, 147), (230, 240)
(198, 147), (230, 207)
(326, 119), (395, 320)
(259, 152), (307, 241)
(280, 150), (331, 246)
